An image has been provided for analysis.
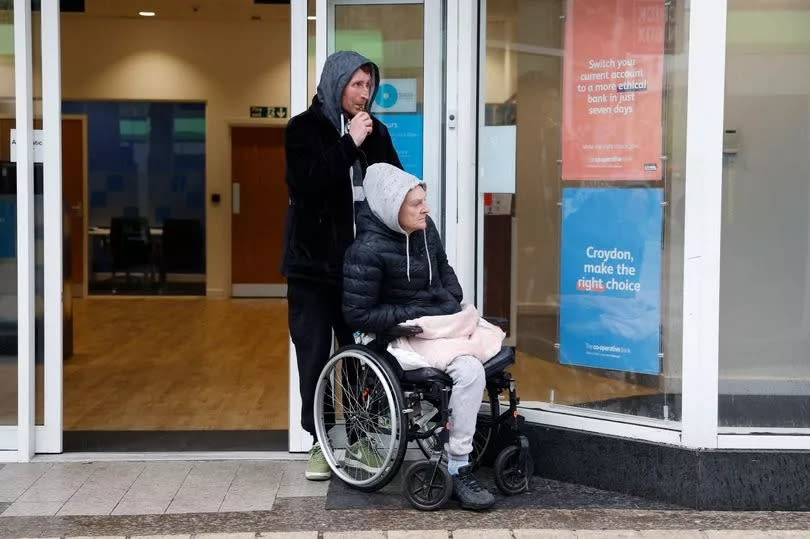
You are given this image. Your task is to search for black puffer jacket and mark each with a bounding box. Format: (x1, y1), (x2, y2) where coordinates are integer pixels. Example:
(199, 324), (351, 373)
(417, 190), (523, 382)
(280, 52), (402, 286)
(343, 203), (463, 333)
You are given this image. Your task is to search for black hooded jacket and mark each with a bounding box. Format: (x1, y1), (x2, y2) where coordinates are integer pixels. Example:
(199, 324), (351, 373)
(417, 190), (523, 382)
(343, 201), (463, 333)
(281, 51), (402, 286)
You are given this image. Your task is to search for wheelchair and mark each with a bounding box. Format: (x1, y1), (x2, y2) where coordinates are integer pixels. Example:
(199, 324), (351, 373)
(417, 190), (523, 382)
(313, 324), (533, 511)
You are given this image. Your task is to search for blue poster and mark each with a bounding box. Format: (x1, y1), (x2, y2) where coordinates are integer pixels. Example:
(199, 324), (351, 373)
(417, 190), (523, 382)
(377, 113), (423, 180)
(559, 188), (663, 374)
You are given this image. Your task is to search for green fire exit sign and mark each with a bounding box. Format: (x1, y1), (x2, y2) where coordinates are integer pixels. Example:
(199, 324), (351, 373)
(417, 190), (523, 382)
(251, 106), (288, 119)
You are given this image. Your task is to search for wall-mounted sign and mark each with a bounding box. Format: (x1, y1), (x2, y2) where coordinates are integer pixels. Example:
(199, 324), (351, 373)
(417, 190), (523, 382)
(372, 79), (417, 114)
(250, 106), (288, 119)
(10, 129), (44, 163)
(561, 0), (665, 181)
(559, 187), (663, 374)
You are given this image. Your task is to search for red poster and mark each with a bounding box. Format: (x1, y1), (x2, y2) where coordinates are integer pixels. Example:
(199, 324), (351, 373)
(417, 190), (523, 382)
(561, 0), (665, 181)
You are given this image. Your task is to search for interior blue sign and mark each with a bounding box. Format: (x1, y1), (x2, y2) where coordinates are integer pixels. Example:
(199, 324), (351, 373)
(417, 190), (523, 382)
(376, 113), (423, 180)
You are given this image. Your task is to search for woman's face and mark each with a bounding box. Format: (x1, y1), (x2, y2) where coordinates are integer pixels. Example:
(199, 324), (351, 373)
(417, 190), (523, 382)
(398, 185), (430, 234)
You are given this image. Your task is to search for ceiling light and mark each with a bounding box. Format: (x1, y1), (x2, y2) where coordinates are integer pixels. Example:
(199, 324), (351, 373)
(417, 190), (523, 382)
(139, 11), (156, 17)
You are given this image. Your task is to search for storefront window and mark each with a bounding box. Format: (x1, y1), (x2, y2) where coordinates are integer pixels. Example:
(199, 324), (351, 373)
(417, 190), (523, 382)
(719, 1), (810, 428)
(482, 0), (689, 423)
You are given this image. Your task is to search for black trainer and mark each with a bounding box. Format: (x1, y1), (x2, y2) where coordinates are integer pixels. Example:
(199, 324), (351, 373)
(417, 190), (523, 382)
(451, 465), (496, 510)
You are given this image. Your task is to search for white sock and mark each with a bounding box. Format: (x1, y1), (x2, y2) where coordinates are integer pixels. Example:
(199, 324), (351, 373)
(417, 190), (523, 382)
(447, 455), (469, 476)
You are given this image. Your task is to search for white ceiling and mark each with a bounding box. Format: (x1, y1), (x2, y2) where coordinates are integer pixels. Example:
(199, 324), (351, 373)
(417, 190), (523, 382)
(80, 0), (289, 22)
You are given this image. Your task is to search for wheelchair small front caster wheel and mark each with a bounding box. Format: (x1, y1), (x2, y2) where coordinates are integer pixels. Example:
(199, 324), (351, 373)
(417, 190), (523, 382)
(402, 460), (452, 510)
(494, 445), (534, 495)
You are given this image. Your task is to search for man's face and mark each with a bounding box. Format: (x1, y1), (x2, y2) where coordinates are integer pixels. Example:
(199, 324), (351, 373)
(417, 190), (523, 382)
(341, 68), (372, 118)
(398, 186), (430, 234)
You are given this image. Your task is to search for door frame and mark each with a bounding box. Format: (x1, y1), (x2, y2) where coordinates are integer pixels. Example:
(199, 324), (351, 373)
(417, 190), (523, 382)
(287, 0), (467, 452)
(226, 119), (289, 299)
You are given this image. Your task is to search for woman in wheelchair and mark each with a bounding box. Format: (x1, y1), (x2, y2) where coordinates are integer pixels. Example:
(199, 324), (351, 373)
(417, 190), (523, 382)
(336, 162), (500, 510)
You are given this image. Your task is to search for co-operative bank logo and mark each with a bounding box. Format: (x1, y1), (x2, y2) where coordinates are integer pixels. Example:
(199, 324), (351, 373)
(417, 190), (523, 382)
(375, 83), (399, 109)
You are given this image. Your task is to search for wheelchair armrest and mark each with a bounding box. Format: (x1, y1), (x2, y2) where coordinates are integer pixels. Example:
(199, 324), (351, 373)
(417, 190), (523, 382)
(368, 325), (423, 352)
(380, 324), (423, 338)
(483, 316), (509, 330)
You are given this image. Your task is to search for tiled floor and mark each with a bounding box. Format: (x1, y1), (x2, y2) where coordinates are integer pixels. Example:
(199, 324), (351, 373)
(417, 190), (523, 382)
(1, 459), (810, 538)
(0, 460), (325, 517)
(16, 532), (810, 539)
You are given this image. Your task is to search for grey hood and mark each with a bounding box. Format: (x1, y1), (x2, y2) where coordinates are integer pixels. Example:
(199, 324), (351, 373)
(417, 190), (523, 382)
(316, 51), (380, 133)
(364, 163), (432, 284)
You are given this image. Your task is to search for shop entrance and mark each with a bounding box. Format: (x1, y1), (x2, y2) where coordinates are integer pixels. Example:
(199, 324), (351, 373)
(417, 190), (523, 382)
(287, 0), (446, 450)
(52, 1), (293, 451)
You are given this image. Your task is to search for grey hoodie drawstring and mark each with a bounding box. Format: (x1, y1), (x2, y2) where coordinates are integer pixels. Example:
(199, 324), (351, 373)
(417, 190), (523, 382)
(423, 229), (432, 285)
(404, 230), (432, 284)
(342, 114), (357, 238)
(405, 234), (411, 282)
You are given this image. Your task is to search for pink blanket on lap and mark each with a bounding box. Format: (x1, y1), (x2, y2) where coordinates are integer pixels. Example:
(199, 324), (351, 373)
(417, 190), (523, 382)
(393, 304), (505, 371)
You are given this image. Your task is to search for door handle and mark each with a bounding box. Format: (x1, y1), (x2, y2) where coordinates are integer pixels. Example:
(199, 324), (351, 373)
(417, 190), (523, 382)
(71, 203), (82, 216)
(232, 182), (240, 214)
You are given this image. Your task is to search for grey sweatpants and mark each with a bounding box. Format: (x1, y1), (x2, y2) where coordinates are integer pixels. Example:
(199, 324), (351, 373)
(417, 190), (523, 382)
(445, 355), (486, 458)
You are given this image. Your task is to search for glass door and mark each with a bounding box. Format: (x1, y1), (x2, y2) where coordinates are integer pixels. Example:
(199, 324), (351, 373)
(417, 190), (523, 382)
(0, 0), (63, 458)
(321, 0), (442, 227)
(289, 0), (443, 451)
(0, 0), (21, 453)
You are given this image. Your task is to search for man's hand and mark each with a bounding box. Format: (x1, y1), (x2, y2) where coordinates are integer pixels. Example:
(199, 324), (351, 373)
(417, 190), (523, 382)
(349, 112), (373, 147)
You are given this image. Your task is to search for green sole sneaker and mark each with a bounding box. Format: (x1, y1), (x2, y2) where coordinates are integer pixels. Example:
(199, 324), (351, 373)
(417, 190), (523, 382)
(343, 440), (384, 473)
(306, 444), (332, 481)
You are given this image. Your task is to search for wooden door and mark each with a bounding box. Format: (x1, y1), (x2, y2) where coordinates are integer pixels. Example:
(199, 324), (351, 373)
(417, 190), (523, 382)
(0, 117), (85, 296)
(231, 126), (288, 297)
(62, 118), (85, 297)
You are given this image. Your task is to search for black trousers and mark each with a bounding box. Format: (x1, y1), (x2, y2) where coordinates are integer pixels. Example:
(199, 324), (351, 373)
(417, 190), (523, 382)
(287, 280), (355, 438)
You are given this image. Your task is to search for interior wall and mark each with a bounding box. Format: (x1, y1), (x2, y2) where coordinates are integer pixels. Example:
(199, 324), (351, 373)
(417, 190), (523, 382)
(0, 13), (291, 297)
(513, 0), (564, 314)
(720, 48), (810, 385)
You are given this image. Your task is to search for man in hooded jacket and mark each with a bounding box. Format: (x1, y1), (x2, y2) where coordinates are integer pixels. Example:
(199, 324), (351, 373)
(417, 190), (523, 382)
(281, 50), (401, 480)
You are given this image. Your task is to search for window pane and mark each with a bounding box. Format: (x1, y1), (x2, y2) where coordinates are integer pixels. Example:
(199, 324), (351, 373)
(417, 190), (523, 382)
(0, 2), (16, 427)
(334, 4), (425, 180)
(719, 1), (810, 428)
(62, 101), (206, 296)
(483, 0), (689, 423)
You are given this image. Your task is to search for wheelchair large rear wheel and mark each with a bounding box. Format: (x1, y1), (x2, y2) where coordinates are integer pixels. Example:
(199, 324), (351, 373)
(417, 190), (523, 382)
(314, 345), (408, 492)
